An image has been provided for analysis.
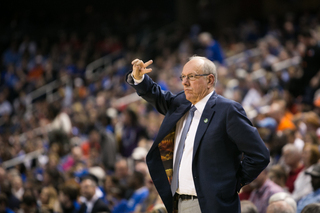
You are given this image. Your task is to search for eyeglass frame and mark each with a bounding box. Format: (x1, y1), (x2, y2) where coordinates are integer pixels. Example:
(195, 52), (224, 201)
(179, 73), (210, 81)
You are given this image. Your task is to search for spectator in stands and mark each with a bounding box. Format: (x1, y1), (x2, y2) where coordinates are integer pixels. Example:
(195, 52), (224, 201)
(282, 129), (304, 152)
(240, 200), (258, 213)
(297, 163), (320, 212)
(11, 175), (24, 201)
(268, 100), (296, 133)
(134, 162), (149, 179)
(48, 133), (71, 159)
(98, 129), (117, 171)
(268, 192), (297, 212)
(301, 203), (320, 213)
(79, 175), (110, 213)
(0, 180), (20, 211)
(249, 169), (284, 213)
(302, 111), (320, 133)
(126, 171), (149, 213)
(292, 143), (320, 201)
(0, 193), (14, 213)
(198, 32), (225, 65)
(132, 147), (148, 166)
(114, 159), (130, 186)
(42, 168), (64, 191)
(58, 180), (81, 213)
(136, 174), (163, 213)
(303, 132), (319, 145)
(60, 146), (84, 172)
(39, 186), (61, 213)
(19, 190), (39, 213)
(268, 165), (288, 191)
(119, 109), (148, 157)
(87, 167), (106, 189)
(47, 153), (60, 171)
(81, 126), (116, 171)
(266, 201), (295, 213)
(48, 103), (72, 135)
(109, 184), (128, 213)
(103, 175), (119, 210)
(282, 144), (304, 193)
(81, 127), (100, 156)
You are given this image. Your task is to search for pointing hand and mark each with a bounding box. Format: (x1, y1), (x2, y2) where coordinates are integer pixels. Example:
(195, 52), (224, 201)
(131, 59), (153, 80)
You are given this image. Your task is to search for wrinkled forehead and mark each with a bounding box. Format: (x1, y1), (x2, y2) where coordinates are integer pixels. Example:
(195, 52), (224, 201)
(182, 58), (204, 75)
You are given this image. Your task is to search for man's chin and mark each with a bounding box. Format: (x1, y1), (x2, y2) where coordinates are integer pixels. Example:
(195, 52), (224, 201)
(184, 91), (192, 96)
(185, 94), (193, 102)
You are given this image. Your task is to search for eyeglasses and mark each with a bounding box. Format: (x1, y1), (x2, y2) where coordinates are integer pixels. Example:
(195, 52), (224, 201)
(179, 74), (210, 81)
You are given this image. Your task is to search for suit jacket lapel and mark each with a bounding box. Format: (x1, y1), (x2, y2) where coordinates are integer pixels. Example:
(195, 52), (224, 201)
(193, 92), (217, 159)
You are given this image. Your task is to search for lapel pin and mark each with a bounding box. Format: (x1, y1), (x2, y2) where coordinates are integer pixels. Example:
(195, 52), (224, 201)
(204, 118), (208, 123)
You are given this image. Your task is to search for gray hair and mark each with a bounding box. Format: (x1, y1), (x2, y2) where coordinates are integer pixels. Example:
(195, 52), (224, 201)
(189, 56), (218, 86)
(269, 192), (297, 212)
(282, 144), (301, 155)
(267, 201), (295, 213)
(240, 200), (258, 213)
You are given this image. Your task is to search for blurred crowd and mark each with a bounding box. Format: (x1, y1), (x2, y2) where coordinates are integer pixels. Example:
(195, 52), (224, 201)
(1, 6), (320, 213)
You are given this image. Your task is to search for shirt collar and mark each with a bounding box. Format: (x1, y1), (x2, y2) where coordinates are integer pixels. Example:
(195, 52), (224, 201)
(194, 91), (214, 114)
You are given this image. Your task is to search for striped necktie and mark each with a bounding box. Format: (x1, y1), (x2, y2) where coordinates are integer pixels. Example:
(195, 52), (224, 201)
(171, 105), (197, 195)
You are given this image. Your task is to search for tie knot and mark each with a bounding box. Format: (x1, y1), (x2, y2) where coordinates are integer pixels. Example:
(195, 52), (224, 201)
(190, 106), (197, 114)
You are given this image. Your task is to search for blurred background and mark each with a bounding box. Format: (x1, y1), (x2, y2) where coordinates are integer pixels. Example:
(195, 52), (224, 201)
(1, 0), (320, 212)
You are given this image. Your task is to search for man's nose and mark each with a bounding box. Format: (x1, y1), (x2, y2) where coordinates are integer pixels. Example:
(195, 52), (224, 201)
(182, 78), (190, 86)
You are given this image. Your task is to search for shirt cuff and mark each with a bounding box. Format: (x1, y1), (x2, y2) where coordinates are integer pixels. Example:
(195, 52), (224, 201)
(132, 73), (144, 85)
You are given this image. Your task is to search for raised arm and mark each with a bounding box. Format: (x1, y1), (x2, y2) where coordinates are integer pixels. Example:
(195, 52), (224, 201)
(127, 59), (177, 115)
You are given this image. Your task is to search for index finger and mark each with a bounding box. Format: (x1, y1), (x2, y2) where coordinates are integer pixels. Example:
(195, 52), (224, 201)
(144, 60), (153, 67)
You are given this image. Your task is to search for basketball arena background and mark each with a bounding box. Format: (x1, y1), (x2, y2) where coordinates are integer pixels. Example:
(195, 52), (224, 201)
(1, 0), (320, 212)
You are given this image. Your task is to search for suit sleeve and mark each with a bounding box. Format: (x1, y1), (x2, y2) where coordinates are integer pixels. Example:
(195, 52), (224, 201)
(226, 101), (270, 189)
(126, 72), (176, 115)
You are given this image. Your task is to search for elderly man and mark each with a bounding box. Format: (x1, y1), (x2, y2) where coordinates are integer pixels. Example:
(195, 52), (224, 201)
(296, 163), (320, 213)
(266, 201), (295, 213)
(282, 144), (304, 193)
(126, 56), (270, 213)
(79, 175), (110, 213)
(267, 192), (296, 213)
(240, 200), (258, 213)
(249, 169), (284, 213)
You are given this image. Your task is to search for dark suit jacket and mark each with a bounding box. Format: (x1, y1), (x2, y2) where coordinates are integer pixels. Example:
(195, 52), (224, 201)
(79, 198), (110, 213)
(127, 73), (270, 213)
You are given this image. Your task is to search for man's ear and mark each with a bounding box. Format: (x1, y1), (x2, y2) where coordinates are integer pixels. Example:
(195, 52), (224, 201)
(207, 75), (214, 85)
